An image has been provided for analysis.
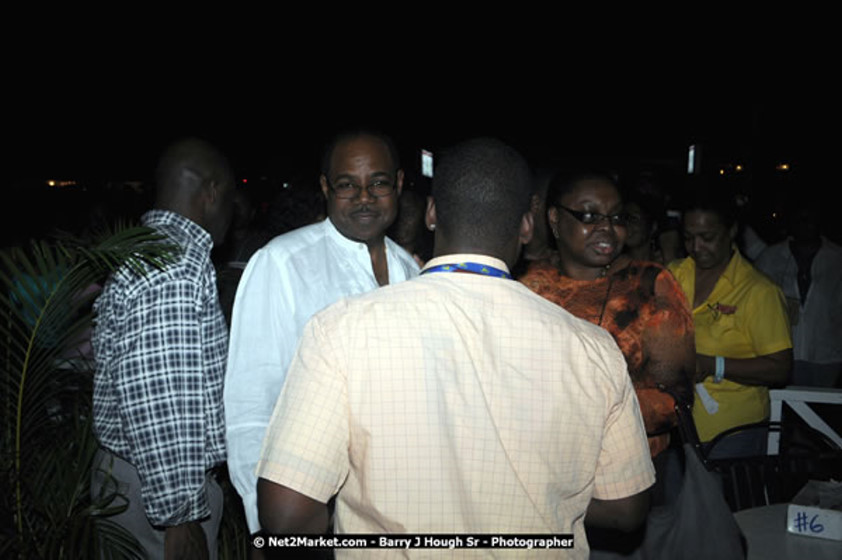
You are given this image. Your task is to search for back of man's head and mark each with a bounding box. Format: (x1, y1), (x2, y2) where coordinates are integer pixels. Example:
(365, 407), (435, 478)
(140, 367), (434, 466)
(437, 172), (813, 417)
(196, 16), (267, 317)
(155, 138), (234, 209)
(432, 137), (532, 250)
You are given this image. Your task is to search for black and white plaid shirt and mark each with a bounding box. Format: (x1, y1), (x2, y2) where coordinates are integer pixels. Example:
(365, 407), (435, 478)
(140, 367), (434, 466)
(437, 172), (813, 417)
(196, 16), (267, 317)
(92, 210), (227, 526)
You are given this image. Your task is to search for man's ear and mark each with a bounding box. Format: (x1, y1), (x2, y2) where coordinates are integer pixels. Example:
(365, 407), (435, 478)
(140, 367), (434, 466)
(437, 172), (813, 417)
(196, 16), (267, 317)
(319, 175), (330, 200)
(529, 193), (543, 216)
(547, 206), (560, 239)
(191, 174), (218, 221)
(396, 169), (404, 197)
(205, 179), (220, 205)
(519, 210), (535, 246)
(425, 196), (436, 231)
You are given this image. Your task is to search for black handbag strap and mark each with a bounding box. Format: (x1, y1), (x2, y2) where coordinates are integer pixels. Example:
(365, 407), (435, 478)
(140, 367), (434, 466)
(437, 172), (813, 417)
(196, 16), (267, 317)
(658, 384), (709, 468)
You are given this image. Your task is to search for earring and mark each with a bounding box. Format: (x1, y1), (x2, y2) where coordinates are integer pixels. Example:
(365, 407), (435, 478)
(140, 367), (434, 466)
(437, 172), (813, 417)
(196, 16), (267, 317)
(428, 223), (436, 231)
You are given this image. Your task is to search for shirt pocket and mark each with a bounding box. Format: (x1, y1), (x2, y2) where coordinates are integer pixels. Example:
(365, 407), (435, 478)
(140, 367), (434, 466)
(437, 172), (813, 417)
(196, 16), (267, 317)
(698, 309), (745, 355)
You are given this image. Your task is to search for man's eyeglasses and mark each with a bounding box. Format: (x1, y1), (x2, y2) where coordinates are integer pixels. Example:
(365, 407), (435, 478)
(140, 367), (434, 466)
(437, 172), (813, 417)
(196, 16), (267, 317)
(328, 179), (396, 200)
(557, 205), (628, 227)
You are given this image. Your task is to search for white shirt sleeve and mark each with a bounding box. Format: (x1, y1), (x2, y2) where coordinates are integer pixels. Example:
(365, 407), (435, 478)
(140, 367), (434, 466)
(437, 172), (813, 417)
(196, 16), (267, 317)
(223, 248), (301, 533)
(224, 221), (420, 532)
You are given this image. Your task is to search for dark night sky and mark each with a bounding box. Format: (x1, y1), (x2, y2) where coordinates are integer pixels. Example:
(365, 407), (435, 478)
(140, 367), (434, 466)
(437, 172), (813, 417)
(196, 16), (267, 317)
(6, 97), (624, 180)
(9, 98), (823, 182)
(6, 81), (837, 243)
(7, 21), (835, 194)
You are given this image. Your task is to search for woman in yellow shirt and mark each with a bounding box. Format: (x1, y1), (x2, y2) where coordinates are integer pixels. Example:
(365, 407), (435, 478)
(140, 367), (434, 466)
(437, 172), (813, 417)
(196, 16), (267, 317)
(669, 188), (792, 459)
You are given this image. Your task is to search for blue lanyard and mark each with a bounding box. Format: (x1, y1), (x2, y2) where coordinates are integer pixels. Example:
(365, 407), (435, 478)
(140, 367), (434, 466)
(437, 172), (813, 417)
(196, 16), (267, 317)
(421, 262), (512, 279)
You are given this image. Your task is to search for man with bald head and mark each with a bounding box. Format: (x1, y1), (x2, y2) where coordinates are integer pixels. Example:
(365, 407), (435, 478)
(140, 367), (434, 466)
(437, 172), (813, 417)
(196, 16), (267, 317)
(92, 138), (235, 558)
(224, 130), (419, 536)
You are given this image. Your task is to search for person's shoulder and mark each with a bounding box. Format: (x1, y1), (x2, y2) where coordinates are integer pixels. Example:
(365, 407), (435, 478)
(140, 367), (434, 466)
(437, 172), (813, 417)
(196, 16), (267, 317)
(325, 272), (601, 325)
(262, 221), (326, 254)
(506, 279), (621, 347)
(518, 256), (557, 278)
(310, 275), (623, 370)
(384, 235), (413, 259)
(622, 259), (685, 299)
(242, 221), (330, 275)
(98, 215), (208, 300)
(737, 256), (786, 302)
(517, 256), (561, 294)
(303, 278), (414, 332)
(666, 256), (692, 274)
(109, 238), (183, 286)
(739, 253), (777, 285)
(382, 236), (421, 273)
(100, 262), (197, 309)
(761, 239), (789, 252)
(754, 241), (789, 269)
(539, 295), (627, 372)
(350, 273), (427, 306)
(141, 219), (214, 278)
(820, 237), (842, 258)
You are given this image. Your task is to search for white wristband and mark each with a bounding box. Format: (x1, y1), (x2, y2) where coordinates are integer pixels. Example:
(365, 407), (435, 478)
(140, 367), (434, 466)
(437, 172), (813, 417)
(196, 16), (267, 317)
(696, 383), (719, 414)
(714, 356), (725, 383)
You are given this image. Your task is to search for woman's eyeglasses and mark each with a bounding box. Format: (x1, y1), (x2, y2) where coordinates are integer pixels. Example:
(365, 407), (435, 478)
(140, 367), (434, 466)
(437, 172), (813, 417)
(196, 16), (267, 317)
(557, 205), (628, 227)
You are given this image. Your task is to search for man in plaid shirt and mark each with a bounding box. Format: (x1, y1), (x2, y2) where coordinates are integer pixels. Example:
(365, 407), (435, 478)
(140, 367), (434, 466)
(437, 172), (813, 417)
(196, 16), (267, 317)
(92, 138), (236, 559)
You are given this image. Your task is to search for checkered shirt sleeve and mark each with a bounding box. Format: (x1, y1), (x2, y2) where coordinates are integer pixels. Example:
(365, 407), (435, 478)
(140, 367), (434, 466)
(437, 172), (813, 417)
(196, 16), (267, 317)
(93, 213), (227, 526)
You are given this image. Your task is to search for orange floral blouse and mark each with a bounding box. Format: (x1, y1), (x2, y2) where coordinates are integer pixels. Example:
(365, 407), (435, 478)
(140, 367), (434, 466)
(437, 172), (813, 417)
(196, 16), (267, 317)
(519, 257), (695, 457)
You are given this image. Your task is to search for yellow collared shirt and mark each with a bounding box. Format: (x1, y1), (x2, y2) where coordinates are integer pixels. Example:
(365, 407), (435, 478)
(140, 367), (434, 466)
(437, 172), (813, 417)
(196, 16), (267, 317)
(669, 250), (792, 441)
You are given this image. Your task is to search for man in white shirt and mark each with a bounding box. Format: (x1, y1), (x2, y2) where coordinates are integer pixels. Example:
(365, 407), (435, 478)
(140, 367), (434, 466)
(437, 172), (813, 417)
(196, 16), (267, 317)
(256, 137), (654, 559)
(755, 202), (842, 387)
(224, 130), (420, 534)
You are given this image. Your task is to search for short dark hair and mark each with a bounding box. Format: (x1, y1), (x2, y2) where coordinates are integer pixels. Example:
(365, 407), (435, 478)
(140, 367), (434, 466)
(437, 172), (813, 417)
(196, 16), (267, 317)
(319, 129), (401, 177)
(432, 137), (532, 246)
(681, 179), (738, 228)
(546, 167), (620, 208)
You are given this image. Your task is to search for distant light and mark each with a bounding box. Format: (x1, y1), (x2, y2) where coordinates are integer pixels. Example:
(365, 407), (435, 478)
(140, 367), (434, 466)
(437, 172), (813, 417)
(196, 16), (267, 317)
(422, 149), (434, 178)
(719, 169), (726, 175)
(776, 163), (791, 171)
(46, 180), (77, 188)
(772, 212), (778, 219)
(687, 145), (696, 174)
(282, 182), (290, 189)
(241, 178), (248, 184)
(735, 164), (744, 172)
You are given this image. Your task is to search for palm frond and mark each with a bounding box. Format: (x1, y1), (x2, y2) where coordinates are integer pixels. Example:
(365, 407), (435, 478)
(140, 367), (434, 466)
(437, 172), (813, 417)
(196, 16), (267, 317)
(1, 222), (175, 559)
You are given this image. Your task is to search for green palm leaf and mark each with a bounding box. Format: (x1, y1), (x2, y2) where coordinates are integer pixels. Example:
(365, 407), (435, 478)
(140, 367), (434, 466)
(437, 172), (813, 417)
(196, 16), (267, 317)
(1, 223), (176, 559)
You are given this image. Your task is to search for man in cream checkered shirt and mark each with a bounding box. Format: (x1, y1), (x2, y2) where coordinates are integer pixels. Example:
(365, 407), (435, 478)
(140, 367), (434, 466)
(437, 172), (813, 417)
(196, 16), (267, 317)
(256, 138), (654, 558)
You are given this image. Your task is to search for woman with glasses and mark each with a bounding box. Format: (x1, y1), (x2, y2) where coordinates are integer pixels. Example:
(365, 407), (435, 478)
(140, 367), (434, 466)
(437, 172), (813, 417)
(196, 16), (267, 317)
(669, 188), (792, 459)
(519, 169), (695, 460)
